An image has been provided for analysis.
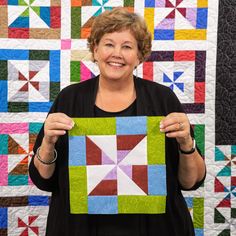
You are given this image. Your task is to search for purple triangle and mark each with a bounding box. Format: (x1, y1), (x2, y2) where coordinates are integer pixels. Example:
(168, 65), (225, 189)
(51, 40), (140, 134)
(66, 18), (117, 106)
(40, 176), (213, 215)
(119, 165), (132, 178)
(102, 151), (115, 164)
(104, 167), (117, 180)
(117, 150), (130, 164)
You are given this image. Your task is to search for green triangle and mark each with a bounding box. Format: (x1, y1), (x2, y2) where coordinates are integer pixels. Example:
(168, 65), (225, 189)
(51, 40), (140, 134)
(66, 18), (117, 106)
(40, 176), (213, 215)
(215, 147), (226, 161)
(30, 0), (36, 5)
(19, 0), (28, 6)
(21, 7), (29, 17)
(217, 229), (230, 236)
(31, 6), (40, 16)
(217, 166), (231, 176)
(214, 208), (225, 223)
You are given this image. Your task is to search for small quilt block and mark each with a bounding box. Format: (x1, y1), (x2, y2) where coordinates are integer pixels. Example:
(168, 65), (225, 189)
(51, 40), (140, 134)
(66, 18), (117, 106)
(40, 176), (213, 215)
(68, 116), (166, 214)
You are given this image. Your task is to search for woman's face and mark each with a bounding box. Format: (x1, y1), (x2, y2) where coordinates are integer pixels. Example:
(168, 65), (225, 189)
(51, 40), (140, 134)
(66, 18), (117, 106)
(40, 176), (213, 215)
(94, 29), (140, 82)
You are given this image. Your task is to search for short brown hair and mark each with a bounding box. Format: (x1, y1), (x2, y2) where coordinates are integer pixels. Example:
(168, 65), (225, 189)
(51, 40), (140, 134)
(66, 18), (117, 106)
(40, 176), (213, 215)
(87, 8), (152, 63)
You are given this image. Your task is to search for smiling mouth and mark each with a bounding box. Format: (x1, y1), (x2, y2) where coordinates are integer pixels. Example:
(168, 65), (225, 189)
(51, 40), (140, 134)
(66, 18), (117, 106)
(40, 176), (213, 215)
(108, 62), (125, 67)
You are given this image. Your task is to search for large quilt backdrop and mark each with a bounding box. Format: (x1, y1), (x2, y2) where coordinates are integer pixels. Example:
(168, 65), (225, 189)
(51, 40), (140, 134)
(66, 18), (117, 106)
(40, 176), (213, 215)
(0, 0), (235, 235)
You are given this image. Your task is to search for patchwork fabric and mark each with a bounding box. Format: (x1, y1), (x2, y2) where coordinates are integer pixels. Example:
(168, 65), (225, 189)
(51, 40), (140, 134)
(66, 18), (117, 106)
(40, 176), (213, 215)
(143, 0), (208, 40)
(71, 0), (134, 39)
(0, 0), (61, 39)
(68, 116), (166, 214)
(214, 145), (236, 234)
(0, 49), (60, 112)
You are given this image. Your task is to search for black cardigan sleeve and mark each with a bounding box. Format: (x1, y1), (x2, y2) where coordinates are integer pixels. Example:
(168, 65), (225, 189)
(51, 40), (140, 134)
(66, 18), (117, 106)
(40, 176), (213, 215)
(29, 95), (61, 192)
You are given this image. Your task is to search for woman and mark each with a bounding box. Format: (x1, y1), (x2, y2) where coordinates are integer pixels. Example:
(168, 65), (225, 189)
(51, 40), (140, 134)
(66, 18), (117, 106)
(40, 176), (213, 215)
(29, 8), (206, 236)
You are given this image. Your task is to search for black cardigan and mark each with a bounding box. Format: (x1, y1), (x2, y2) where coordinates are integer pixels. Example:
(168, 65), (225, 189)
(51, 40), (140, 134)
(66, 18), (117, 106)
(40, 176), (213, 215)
(29, 76), (205, 236)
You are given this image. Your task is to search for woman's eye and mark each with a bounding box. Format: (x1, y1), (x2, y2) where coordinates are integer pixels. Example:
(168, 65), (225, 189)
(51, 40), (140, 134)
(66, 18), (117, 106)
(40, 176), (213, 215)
(123, 45), (132, 49)
(105, 43), (113, 47)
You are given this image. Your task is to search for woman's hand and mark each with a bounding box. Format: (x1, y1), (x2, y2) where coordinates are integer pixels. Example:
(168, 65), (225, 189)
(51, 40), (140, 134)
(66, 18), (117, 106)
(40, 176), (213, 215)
(160, 112), (193, 151)
(43, 113), (74, 146)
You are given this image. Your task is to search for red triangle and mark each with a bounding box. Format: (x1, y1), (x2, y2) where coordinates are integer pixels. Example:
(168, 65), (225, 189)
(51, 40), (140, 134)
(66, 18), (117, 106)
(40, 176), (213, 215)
(215, 178), (226, 192)
(165, 0), (175, 7)
(18, 217), (27, 227)
(89, 180), (117, 195)
(18, 72), (27, 81)
(30, 81), (39, 91)
(19, 82), (29, 92)
(86, 137), (102, 165)
(117, 135), (146, 150)
(217, 195), (231, 207)
(19, 228), (28, 236)
(29, 226), (39, 234)
(28, 215), (38, 225)
(176, 0), (183, 7)
(166, 9), (175, 19)
(29, 71), (38, 80)
(177, 8), (186, 17)
(132, 165), (148, 194)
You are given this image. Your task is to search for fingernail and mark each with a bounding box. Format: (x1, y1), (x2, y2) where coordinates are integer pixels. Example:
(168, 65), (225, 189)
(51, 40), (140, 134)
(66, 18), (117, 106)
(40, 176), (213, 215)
(160, 122), (164, 129)
(160, 128), (165, 132)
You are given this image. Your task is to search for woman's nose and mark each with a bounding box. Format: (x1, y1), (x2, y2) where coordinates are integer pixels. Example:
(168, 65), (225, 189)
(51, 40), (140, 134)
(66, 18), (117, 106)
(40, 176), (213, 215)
(112, 46), (122, 57)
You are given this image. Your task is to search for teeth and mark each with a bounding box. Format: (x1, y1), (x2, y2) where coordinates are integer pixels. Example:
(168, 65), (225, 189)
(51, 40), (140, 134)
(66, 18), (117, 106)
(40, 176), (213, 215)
(109, 62), (123, 66)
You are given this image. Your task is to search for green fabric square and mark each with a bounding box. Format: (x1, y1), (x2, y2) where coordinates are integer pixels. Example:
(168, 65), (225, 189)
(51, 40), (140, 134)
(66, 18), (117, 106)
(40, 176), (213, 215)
(70, 118), (116, 136)
(118, 196), (166, 214)
(8, 102), (28, 112)
(69, 166), (88, 214)
(0, 61), (8, 80)
(70, 61), (81, 82)
(50, 82), (60, 102)
(147, 116), (165, 164)
(193, 198), (204, 228)
(29, 50), (49, 60)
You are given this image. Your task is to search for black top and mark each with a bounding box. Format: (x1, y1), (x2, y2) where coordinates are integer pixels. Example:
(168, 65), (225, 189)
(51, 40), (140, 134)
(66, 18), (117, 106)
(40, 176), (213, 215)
(29, 76), (205, 236)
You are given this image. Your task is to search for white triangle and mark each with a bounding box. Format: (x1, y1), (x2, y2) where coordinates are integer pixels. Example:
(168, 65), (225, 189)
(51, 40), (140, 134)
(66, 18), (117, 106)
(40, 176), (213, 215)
(31, 0), (51, 7)
(168, 0), (176, 6)
(117, 168), (146, 195)
(87, 135), (117, 164)
(30, 62), (49, 82)
(8, 6), (28, 26)
(87, 165), (115, 194)
(81, 6), (100, 26)
(9, 133), (29, 154)
(119, 137), (147, 165)
(9, 60), (29, 79)
(24, 0), (30, 5)
(8, 154), (28, 173)
(175, 10), (195, 29)
(103, 0), (123, 7)
(28, 83), (49, 102)
(155, 8), (173, 27)
(8, 81), (28, 102)
(29, 8), (49, 28)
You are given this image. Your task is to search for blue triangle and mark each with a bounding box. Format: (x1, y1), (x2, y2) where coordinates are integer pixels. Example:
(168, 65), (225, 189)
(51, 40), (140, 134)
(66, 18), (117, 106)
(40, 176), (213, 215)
(173, 71), (184, 81)
(175, 82), (184, 92)
(163, 73), (172, 83)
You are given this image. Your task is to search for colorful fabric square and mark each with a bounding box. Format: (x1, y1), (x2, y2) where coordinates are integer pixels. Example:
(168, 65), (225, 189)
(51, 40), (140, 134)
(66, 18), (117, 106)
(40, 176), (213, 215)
(185, 197), (204, 236)
(68, 116), (166, 214)
(71, 0), (135, 39)
(214, 145), (236, 228)
(0, 122), (43, 186)
(0, 49), (60, 112)
(143, 51), (206, 113)
(0, 0), (61, 39)
(143, 0), (208, 40)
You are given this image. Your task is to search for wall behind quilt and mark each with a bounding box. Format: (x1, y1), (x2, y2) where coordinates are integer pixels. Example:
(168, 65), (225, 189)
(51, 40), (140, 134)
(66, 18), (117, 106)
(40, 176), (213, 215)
(0, 0), (235, 235)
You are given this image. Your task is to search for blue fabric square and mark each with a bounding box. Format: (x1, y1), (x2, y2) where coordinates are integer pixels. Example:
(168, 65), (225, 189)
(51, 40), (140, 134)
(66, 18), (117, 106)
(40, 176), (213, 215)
(88, 196), (118, 214)
(28, 196), (49, 206)
(0, 49), (29, 60)
(0, 81), (7, 112)
(195, 229), (204, 236)
(116, 116), (147, 135)
(69, 136), (86, 166)
(0, 208), (7, 228)
(196, 8), (208, 29)
(40, 7), (51, 27)
(29, 102), (53, 112)
(50, 51), (60, 82)
(145, 0), (155, 7)
(185, 197), (193, 208)
(154, 30), (174, 40)
(9, 17), (29, 28)
(148, 165), (166, 195)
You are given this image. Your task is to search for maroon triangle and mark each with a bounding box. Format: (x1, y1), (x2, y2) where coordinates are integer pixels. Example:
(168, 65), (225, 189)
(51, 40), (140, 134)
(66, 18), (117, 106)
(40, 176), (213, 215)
(29, 71), (38, 80)
(217, 195), (231, 208)
(214, 178), (226, 192)
(18, 72), (27, 81)
(89, 180), (117, 195)
(177, 8), (186, 17)
(166, 9), (175, 19)
(132, 165), (148, 194)
(117, 135), (146, 150)
(165, 0), (175, 7)
(86, 137), (102, 165)
(30, 81), (39, 91)
(176, 0), (183, 7)
(19, 82), (29, 92)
